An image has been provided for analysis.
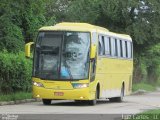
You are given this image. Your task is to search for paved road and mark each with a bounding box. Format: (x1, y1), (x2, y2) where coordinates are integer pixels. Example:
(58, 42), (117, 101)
(0, 91), (160, 120)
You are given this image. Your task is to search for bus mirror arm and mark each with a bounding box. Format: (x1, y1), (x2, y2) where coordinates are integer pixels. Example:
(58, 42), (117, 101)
(25, 42), (34, 58)
(90, 44), (96, 59)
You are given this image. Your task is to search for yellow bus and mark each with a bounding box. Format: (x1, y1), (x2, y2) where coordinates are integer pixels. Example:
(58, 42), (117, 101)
(25, 22), (133, 105)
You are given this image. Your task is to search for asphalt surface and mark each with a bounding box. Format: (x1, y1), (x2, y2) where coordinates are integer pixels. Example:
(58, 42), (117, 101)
(0, 91), (160, 120)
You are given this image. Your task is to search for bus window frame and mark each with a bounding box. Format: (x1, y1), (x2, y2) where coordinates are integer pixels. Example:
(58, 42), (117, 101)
(32, 30), (92, 81)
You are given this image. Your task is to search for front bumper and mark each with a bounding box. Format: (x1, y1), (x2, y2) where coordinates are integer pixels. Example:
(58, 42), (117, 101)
(33, 86), (93, 100)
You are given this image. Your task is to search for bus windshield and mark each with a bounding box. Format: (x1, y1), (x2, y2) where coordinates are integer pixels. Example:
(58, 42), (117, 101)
(33, 31), (90, 80)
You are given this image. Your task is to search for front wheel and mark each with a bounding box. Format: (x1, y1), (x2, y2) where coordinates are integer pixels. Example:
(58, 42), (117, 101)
(42, 99), (51, 105)
(88, 90), (98, 105)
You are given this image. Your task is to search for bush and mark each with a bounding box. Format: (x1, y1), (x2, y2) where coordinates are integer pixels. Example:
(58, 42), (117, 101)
(132, 82), (156, 92)
(0, 92), (32, 101)
(133, 43), (160, 85)
(0, 52), (32, 94)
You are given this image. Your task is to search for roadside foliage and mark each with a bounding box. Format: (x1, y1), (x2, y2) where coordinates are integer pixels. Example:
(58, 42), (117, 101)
(0, 52), (32, 94)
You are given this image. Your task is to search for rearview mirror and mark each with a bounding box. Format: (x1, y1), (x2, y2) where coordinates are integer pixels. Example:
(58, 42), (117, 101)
(91, 44), (96, 59)
(25, 42), (34, 58)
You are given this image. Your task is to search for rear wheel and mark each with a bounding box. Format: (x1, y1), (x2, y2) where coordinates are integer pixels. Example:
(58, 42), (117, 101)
(109, 86), (124, 102)
(42, 99), (51, 105)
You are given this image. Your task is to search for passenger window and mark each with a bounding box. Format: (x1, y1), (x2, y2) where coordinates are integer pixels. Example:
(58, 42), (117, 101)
(122, 40), (126, 58)
(111, 38), (115, 56)
(115, 39), (118, 56)
(90, 57), (96, 82)
(98, 36), (105, 56)
(102, 36), (105, 55)
(131, 42), (133, 58)
(125, 41), (128, 58)
(117, 39), (121, 57)
(127, 41), (132, 58)
(120, 40), (123, 57)
(104, 36), (111, 56)
(109, 37), (111, 55)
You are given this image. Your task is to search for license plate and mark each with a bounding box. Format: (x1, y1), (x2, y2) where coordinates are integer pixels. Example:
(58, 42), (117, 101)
(54, 92), (64, 96)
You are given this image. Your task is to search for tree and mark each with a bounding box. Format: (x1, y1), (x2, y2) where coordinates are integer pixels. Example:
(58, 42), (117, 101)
(66, 0), (99, 24)
(0, 0), (24, 52)
(0, 0), (46, 53)
(45, 0), (72, 24)
(18, 0), (46, 43)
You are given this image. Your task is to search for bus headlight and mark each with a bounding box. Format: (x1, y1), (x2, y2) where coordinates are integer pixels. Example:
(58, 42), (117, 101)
(72, 83), (89, 89)
(32, 81), (44, 87)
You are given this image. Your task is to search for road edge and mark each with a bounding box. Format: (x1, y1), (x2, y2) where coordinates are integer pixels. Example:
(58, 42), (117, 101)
(0, 98), (42, 106)
(131, 87), (160, 95)
(131, 89), (148, 95)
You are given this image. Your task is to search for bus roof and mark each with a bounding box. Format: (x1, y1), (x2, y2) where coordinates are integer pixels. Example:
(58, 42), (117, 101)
(39, 22), (132, 41)
(106, 32), (132, 41)
(39, 22), (108, 32)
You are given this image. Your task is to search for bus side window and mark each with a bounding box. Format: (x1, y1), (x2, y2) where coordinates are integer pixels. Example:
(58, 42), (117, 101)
(115, 39), (118, 56)
(120, 40), (123, 57)
(111, 37), (115, 57)
(122, 40), (126, 58)
(131, 42), (133, 58)
(98, 36), (105, 56)
(109, 37), (111, 55)
(104, 36), (111, 56)
(127, 41), (132, 58)
(125, 41), (128, 58)
(117, 39), (121, 57)
(90, 57), (96, 82)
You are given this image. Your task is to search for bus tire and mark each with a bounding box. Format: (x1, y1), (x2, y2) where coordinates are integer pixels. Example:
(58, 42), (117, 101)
(42, 99), (51, 105)
(88, 90), (98, 105)
(75, 100), (83, 103)
(109, 86), (124, 102)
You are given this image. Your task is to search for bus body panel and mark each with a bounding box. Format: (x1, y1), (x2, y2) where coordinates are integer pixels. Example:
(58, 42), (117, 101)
(96, 58), (133, 98)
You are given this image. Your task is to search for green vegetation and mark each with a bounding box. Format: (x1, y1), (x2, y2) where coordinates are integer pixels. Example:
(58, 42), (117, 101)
(0, 92), (32, 101)
(132, 83), (156, 92)
(126, 109), (160, 120)
(0, 52), (32, 94)
(0, 0), (160, 100)
(142, 109), (160, 114)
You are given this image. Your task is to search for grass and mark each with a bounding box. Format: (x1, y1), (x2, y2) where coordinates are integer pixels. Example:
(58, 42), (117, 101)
(132, 83), (156, 92)
(142, 109), (160, 114)
(125, 109), (160, 120)
(0, 92), (32, 102)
